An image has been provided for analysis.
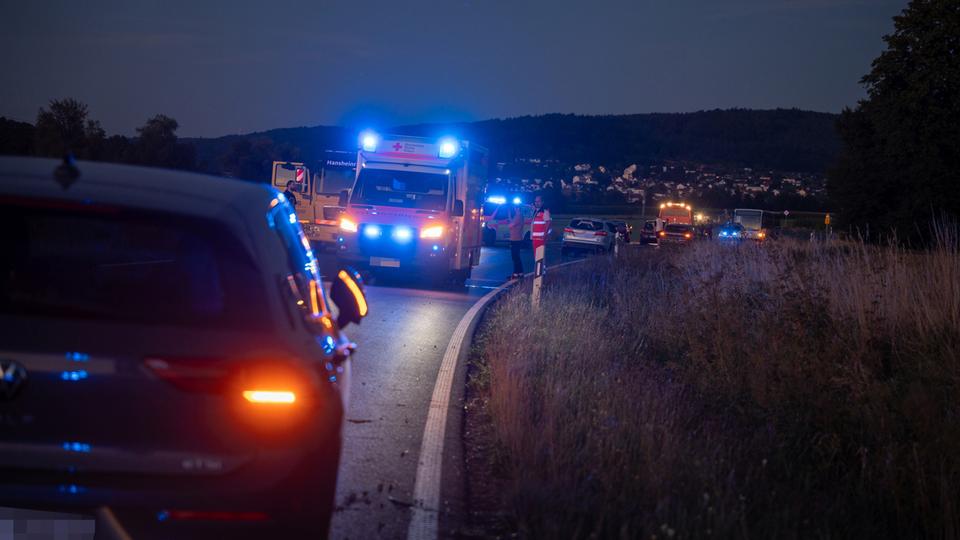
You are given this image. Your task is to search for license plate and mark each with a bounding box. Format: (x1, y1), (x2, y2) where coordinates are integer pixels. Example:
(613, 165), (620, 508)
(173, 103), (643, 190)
(370, 257), (400, 268)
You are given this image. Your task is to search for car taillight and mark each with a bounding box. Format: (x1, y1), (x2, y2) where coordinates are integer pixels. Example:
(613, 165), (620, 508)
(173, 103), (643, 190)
(595, 231), (608, 236)
(563, 227), (574, 233)
(144, 358), (309, 404)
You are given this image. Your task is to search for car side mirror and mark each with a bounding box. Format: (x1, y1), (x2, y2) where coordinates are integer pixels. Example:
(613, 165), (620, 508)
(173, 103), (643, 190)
(452, 199), (464, 217)
(338, 189), (350, 207)
(329, 267), (368, 328)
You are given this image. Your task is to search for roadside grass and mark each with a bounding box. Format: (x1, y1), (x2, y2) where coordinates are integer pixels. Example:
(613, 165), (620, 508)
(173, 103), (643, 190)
(466, 232), (960, 539)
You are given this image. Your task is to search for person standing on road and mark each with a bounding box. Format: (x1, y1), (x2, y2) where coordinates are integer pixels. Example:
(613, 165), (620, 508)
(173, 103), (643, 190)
(508, 203), (525, 279)
(284, 180), (299, 209)
(531, 195), (551, 271)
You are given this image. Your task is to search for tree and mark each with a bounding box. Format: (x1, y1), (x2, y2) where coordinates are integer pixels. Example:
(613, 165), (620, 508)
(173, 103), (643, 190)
(34, 98), (105, 159)
(129, 114), (196, 170)
(830, 0), (960, 238)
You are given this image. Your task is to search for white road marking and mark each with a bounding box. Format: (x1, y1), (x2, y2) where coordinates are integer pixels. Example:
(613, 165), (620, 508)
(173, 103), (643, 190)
(407, 259), (585, 540)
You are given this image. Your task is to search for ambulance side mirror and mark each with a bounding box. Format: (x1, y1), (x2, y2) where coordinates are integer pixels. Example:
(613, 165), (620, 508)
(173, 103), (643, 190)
(452, 200), (464, 217)
(338, 190), (349, 207)
(329, 267), (368, 329)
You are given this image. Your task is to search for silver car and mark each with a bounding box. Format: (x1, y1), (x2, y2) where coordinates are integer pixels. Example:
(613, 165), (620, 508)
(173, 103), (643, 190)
(561, 217), (616, 254)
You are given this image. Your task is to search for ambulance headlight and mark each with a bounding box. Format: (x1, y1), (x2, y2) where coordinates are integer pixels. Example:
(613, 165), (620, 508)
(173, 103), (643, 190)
(420, 225), (444, 239)
(438, 138), (459, 158)
(392, 226), (413, 242)
(360, 132), (379, 152)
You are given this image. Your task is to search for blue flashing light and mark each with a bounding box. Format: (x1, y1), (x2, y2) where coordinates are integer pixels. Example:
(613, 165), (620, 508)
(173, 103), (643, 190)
(288, 213), (297, 224)
(58, 484), (86, 495)
(157, 510), (170, 522)
(62, 441), (91, 453)
(329, 375), (337, 382)
(732, 232), (739, 237)
(486, 195), (506, 205)
(432, 244), (440, 252)
(363, 224), (382, 239)
(60, 370), (88, 381)
(438, 137), (459, 158)
(321, 335), (336, 355)
(360, 131), (379, 152)
(512, 196), (522, 205)
(65, 352), (89, 362)
(392, 226), (413, 243)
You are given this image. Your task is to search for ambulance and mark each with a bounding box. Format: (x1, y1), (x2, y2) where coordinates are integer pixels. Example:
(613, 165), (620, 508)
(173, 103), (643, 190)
(335, 133), (488, 283)
(272, 151), (356, 250)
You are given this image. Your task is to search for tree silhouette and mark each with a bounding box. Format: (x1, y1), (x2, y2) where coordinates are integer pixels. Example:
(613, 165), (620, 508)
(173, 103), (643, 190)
(34, 98), (105, 159)
(129, 114), (196, 170)
(831, 0), (960, 237)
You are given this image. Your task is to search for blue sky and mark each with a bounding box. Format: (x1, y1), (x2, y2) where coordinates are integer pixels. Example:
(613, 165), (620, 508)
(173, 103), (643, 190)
(0, 0), (907, 137)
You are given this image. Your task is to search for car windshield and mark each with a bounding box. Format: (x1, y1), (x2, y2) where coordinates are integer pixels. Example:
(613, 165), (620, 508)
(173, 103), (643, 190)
(351, 168), (449, 211)
(0, 202), (270, 329)
(570, 219), (602, 230)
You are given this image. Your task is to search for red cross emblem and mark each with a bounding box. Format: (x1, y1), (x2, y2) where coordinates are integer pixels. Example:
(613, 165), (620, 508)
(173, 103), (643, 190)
(393, 142), (403, 151)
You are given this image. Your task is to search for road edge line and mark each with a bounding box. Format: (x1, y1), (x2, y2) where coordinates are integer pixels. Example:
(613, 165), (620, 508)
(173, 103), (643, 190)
(406, 258), (586, 540)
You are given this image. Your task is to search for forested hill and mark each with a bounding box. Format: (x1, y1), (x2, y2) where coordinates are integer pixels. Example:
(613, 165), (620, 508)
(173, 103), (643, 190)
(185, 108), (840, 175)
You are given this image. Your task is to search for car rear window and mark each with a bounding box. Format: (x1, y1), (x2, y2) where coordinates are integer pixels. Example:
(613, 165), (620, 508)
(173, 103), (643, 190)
(0, 201), (270, 329)
(569, 219), (602, 231)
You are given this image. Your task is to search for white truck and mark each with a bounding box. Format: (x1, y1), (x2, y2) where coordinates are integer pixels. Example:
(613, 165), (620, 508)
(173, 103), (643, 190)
(272, 151), (356, 249)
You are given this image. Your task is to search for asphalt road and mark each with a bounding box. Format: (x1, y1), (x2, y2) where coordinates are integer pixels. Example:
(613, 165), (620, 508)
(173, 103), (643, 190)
(325, 243), (561, 540)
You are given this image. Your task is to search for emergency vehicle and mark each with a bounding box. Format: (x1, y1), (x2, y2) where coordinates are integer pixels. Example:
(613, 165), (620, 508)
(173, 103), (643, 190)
(481, 195), (532, 246)
(659, 202), (693, 224)
(336, 133), (488, 283)
(272, 151), (356, 249)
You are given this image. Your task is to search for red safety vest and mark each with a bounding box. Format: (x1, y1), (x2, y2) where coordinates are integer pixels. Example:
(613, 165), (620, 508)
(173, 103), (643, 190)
(531, 208), (550, 250)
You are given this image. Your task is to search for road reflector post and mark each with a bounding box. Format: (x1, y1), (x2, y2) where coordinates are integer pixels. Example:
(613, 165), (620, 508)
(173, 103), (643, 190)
(532, 244), (545, 309)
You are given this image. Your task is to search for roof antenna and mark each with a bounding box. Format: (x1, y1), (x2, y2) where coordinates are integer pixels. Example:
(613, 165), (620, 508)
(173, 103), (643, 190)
(54, 153), (81, 189)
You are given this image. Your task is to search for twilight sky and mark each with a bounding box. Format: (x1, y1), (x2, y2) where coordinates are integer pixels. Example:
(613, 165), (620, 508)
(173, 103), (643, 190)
(0, 0), (907, 137)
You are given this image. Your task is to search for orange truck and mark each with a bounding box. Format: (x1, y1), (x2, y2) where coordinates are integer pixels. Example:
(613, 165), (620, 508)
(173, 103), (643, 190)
(335, 133), (488, 283)
(659, 201), (693, 224)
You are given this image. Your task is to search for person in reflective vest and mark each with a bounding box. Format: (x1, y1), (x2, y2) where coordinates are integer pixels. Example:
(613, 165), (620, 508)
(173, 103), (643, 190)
(531, 195), (551, 265)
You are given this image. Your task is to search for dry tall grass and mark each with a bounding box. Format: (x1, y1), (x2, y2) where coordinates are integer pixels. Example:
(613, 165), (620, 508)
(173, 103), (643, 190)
(471, 233), (960, 539)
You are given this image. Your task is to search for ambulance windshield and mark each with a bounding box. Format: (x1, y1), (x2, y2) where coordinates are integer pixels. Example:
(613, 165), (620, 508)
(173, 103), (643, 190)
(351, 168), (449, 211)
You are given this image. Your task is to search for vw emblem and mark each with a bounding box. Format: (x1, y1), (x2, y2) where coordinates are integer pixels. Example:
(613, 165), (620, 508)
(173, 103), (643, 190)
(0, 359), (27, 400)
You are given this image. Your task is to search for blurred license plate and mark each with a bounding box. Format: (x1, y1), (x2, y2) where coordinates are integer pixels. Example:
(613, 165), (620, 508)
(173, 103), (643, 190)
(370, 257), (400, 268)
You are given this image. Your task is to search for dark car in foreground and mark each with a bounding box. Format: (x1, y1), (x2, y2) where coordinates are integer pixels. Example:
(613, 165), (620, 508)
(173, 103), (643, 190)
(0, 157), (368, 539)
(658, 223), (695, 245)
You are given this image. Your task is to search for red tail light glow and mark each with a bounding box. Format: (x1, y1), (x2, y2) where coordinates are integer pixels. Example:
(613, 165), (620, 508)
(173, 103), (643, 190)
(242, 390), (296, 404)
(595, 231), (608, 236)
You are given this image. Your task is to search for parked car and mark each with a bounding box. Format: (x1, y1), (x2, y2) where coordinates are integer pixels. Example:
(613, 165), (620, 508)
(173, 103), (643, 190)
(658, 223), (696, 245)
(0, 157), (368, 539)
(561, 217), (615, 254)
(639, 219), (662, 244)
